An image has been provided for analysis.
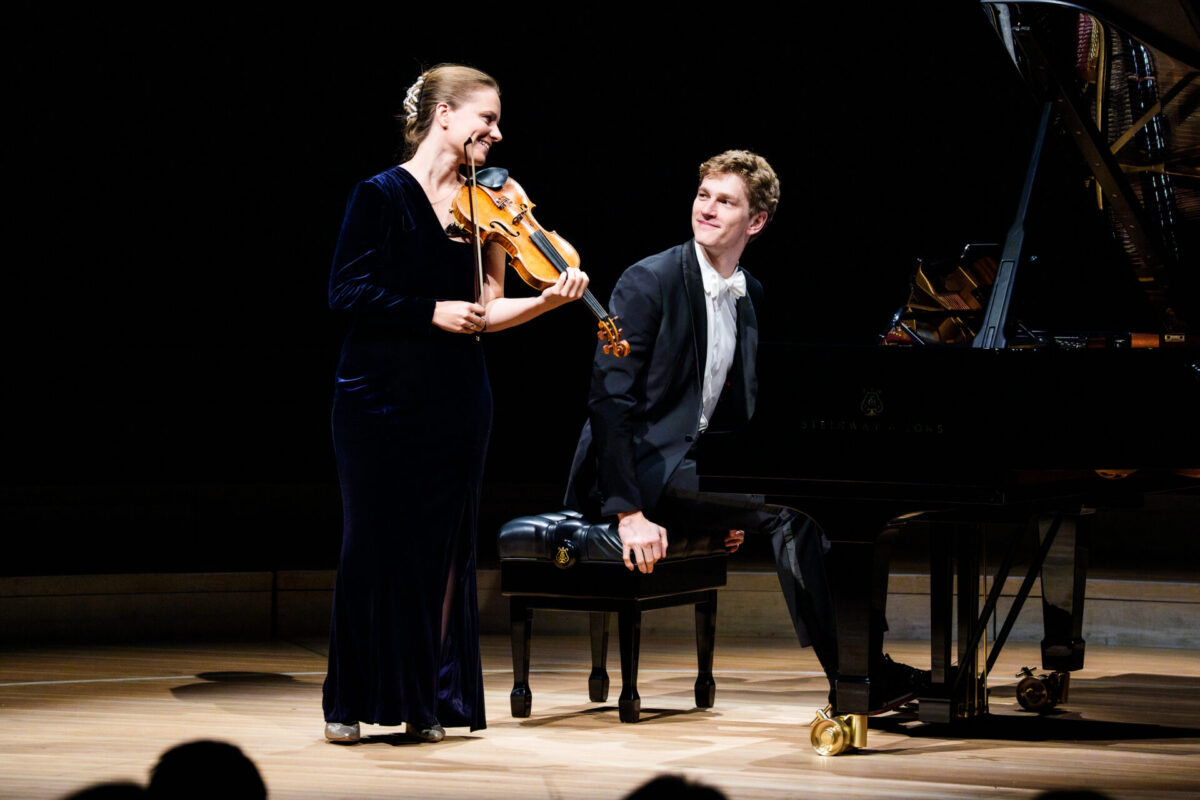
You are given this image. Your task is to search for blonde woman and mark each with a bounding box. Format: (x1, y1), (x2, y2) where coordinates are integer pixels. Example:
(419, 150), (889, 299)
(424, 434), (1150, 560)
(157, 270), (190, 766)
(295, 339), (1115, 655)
(323, 64), (587, 744)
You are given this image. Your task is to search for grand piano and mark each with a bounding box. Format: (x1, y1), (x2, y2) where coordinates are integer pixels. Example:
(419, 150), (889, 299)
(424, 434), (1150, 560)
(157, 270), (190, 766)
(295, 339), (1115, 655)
(701, 0), (1200, 754)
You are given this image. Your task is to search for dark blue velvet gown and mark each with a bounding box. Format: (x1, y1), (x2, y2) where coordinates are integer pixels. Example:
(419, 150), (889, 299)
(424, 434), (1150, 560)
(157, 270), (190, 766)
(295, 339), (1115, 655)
(323, 166), (491, 731)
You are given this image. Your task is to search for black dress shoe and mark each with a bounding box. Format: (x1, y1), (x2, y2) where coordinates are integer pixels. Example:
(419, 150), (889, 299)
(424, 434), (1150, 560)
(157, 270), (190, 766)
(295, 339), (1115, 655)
(867, 654), (929, 714)
(830, 654), (930, 716)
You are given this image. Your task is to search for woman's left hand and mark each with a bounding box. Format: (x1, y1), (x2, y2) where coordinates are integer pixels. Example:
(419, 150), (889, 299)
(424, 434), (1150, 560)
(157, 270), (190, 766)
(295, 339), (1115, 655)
(540, 267), (589, 308)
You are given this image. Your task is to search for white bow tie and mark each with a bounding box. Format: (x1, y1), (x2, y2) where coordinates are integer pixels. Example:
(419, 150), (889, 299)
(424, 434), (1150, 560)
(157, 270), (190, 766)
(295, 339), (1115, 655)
(701, 267), (746, 300)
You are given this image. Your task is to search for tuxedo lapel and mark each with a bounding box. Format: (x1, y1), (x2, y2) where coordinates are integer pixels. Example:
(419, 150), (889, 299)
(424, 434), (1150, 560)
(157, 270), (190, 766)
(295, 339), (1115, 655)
(681, 241), (707, 389)
(735, 293), (759, 421)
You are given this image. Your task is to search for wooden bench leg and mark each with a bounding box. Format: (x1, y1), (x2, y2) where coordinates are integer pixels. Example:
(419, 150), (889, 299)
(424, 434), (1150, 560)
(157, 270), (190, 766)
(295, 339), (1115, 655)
(617, 605), (642, 722)
(589, 611), (610, 702)
(694, 590), (717, 709)
(510, 600), (533, 717)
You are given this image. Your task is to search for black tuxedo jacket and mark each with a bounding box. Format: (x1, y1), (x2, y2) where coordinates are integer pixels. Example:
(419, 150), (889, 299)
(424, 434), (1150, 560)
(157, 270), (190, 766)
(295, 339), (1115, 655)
(565, 240), (763, 519)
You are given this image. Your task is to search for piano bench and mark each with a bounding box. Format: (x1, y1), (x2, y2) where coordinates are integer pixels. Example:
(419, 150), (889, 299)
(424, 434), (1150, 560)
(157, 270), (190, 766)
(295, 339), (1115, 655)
(498, 510), (729, 723)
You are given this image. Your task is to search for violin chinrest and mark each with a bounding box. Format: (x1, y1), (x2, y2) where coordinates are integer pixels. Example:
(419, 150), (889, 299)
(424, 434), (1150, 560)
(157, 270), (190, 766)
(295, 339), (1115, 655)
(474, 167), (509, 190)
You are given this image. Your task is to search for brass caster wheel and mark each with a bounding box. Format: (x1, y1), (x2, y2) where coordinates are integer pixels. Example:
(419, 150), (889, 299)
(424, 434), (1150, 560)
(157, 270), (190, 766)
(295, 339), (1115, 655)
(1015, 667), (1069, 712)
(810, 706), (866, 756)
(1016, 673), (1051, 711)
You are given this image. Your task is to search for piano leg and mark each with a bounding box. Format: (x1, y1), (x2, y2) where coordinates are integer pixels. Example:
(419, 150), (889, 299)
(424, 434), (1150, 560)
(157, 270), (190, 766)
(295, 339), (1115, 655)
(1010, 510), (1091, 712)
(805, 520), (893, 755)
(1039, 511), (1090, 672)
(927, 522), (953, 722)
(923, 522), (988, 724)
(956, 524), (987, 719)
(823, 522), (899, 715)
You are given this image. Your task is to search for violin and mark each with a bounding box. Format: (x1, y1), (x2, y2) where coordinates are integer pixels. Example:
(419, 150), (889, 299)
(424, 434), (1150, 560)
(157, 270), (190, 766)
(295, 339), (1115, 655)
(450, 165), (630, 358)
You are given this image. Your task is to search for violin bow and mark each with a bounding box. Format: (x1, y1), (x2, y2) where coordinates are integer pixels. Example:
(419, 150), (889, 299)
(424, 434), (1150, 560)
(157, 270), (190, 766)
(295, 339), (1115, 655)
(464, 137), (486, 336)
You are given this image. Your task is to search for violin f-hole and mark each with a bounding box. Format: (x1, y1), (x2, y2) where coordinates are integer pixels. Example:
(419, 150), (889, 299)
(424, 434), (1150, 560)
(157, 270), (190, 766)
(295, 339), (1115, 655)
(489, 220), (521, 238)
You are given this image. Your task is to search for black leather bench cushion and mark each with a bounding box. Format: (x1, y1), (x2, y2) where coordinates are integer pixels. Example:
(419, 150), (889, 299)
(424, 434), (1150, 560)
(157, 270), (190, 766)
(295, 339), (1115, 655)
(498, 510), (729, 564)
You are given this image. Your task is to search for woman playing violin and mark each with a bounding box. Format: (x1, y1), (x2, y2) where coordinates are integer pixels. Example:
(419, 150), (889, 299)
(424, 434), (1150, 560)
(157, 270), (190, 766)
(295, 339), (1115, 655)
(323, 64), (588, 744)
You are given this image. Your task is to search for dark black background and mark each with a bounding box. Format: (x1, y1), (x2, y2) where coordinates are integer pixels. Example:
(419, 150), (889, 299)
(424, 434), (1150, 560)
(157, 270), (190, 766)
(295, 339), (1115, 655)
(7, 6), (1148, 574)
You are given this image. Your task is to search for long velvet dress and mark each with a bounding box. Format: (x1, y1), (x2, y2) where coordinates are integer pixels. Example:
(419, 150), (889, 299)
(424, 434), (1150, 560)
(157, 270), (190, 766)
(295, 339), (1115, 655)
(323, 166), (490, 731)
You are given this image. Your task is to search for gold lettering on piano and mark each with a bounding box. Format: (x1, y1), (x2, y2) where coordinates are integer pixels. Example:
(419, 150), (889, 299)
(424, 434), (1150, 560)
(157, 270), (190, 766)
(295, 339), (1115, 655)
(797, 419), (945, 434)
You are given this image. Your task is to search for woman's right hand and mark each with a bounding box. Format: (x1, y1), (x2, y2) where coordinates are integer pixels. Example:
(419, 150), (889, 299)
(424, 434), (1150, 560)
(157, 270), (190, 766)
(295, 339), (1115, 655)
(433, 300), (487, 334)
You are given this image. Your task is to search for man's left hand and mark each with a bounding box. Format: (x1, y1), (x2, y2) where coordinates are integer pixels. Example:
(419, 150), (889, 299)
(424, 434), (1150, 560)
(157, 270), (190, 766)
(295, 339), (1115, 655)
(724, 530), (745, 553)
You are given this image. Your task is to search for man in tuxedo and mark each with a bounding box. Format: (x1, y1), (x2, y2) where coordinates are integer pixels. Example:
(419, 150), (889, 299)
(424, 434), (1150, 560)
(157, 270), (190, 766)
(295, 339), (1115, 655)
(565, 150), (924, 713)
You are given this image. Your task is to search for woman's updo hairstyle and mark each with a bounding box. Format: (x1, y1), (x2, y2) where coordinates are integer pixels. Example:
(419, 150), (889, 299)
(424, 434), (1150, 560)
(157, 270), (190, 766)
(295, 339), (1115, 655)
(399, 64), (500, 158)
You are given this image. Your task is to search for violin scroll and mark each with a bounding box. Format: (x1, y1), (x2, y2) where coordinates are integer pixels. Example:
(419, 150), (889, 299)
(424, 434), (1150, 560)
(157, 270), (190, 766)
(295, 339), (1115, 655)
(598, 317), (630, 358)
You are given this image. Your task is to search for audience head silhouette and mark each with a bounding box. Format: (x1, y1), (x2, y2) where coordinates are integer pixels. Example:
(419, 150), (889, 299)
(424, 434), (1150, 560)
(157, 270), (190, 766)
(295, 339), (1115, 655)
(147, 740), (266, 800)
(623, 774), (728, 800)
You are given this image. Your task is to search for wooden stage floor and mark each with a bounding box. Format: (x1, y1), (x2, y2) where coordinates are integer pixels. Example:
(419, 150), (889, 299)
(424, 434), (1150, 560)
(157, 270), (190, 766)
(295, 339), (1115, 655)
(1, 635), (1198, 799)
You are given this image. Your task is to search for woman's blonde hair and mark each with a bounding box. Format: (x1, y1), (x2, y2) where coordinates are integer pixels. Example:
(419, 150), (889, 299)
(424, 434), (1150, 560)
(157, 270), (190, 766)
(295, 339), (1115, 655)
(399, 64), (500, 158)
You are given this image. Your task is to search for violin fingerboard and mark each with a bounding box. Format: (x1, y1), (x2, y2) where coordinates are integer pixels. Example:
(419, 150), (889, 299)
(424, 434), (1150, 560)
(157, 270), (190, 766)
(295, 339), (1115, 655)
(530, 230), (571, 275)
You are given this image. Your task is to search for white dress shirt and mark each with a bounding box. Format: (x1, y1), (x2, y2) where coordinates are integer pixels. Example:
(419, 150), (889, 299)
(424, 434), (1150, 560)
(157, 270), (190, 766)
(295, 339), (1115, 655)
(694, 241), (746, 432)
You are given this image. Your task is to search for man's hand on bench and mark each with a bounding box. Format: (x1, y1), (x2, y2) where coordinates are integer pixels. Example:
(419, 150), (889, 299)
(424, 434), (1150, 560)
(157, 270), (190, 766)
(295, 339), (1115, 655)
(617, 511), (669, 573)
(724, 530), (744, 553)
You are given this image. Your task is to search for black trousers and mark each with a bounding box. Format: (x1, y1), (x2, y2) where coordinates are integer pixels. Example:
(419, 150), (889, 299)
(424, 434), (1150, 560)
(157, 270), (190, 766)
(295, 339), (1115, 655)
(652, 477), (839, 681)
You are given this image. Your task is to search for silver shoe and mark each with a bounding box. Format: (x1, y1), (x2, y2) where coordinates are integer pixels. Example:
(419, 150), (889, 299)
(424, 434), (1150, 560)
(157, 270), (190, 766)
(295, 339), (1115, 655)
(324, 721), (361, 743)
(404, 721), (445, 743)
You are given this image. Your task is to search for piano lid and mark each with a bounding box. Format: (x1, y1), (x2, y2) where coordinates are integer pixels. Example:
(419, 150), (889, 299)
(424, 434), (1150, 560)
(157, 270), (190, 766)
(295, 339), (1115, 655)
(982, 1), (1200, 333)
(986, 1), (1200, 65)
